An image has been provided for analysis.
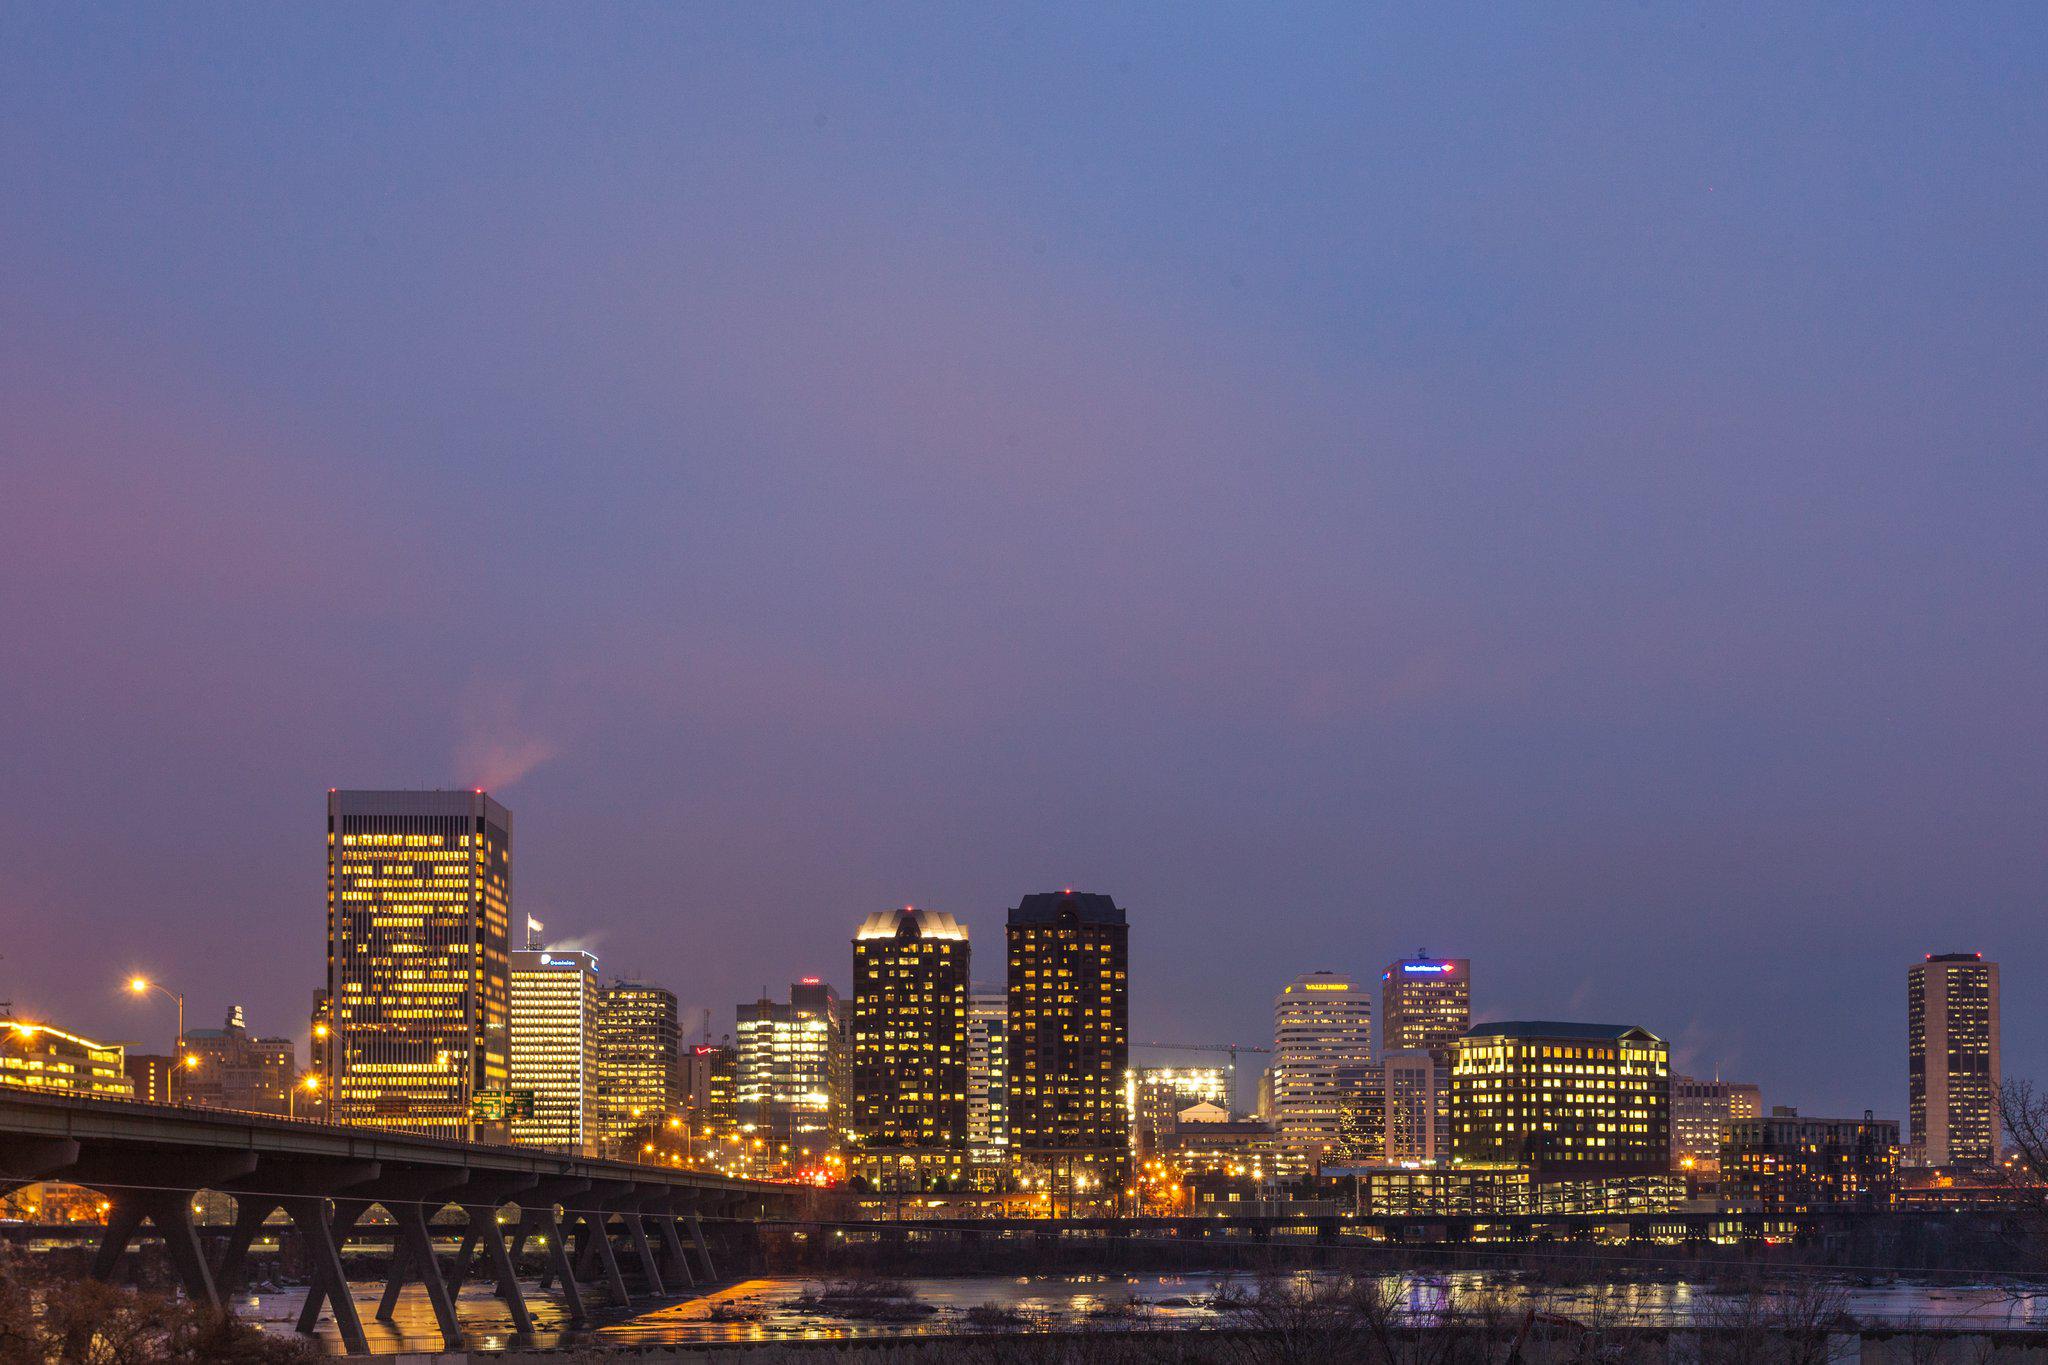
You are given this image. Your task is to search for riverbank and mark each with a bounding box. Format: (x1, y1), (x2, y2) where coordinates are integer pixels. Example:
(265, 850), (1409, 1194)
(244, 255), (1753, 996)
(362, 1323), (2048, 1365)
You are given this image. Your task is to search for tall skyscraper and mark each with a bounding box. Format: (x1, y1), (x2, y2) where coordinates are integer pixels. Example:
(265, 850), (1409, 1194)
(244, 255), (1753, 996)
(1006, 891), (1130, 1187)
(1451, 1022), (1670, 1177)
(1382, 955), (1471, 1054)
(1909, 953), (2001, 1166)
(326, 789), (512, 1141)
(736, 979), (845, 1174)
(967, 987), (1010, 1166)
(1271, 971), (1373, 1164)
(850, 907), (971, 1188)
(596, 979), (681, 1152)
(509, 948), (600, 1153)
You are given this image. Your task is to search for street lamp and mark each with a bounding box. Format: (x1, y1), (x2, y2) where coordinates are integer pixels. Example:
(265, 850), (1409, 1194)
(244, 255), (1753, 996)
(290, 1073), (321, 1120)
(126, 976), (185, 1102)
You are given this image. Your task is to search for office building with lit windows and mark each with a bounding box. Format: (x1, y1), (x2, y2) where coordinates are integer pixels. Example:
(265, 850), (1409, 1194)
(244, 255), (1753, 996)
(967, 988), (1010, 1164)
(737, 979), (845, 1174)
(179, 1007), (296, 1115)
(1382, 955), (1470, 1055)
(325, 789), (513, 1141)
(123, 1053), (176, 1104)
(595, 979), (681, 1152)
(1909, 953), (2000, 1167)
(1721, 1108), (1900, 1211)
(1006, 891), (1130, 1187)
(1670, 1075), (1760, 1174)
(2, 1023), (133, 1098)
(1272, 971), (1373, 1164)
(850, 907), (971, 1188)
(509, 949), (601, 1153)
(685, 1043), (737, 1129)
(1451, 1022), (1670, 1178)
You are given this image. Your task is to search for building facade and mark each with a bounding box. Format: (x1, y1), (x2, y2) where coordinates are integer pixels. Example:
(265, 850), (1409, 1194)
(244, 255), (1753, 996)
(736, 979), (845, 1175)
(1383, 1048), (1448, 1165)
(1271, 971), (1374, 1164)
(508, 948), (600, 1153)
(1334, 1065), (1387, 1163)
(326, 789), (513, 1141)
(1157, 1107), (1307, 1182)
(1721, 1108), (1900, 1211)
(1451, 1022), (1670, 1178)
(1006, 891), (1130, 1186)
(684, 1043), (737, 1128)
(2, 1023), (133, 1098)
(179, 1007), (295, 1115)
(1130, 1066), (1229, 1157)
(966, 988), (1010, 1165)
(1381, 956), (1471, 1055)
(850, 907), (971, 1187)
(1670, 1075), (1760, 1174)
(1908, 953), (2000, 1167)
(123, 1053), (176, 1104)
(596, 979), (681, 1153)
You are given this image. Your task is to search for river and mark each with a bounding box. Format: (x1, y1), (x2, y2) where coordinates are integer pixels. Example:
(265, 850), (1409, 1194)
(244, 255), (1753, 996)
(235, 1270), (2048, 1355)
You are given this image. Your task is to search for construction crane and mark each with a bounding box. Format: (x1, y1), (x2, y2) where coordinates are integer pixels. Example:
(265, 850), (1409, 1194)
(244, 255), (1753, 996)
(1142, 1043), (1275, 1114)
(1143, 1042), (1274, 1080)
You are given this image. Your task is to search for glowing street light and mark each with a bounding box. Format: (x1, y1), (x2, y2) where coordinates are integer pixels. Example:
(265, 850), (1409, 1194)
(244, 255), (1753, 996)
(290, 1072), (322, 1120)
(126, 976), (185, 1102)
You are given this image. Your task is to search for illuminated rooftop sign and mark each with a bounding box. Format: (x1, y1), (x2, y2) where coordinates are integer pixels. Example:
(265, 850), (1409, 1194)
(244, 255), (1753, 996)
(1401, 963), (1455, 974)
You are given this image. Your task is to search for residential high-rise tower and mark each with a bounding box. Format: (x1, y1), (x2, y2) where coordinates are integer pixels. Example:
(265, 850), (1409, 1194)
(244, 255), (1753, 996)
(850, 907), (971, 1187)
(1006, 891), (1130, 1189)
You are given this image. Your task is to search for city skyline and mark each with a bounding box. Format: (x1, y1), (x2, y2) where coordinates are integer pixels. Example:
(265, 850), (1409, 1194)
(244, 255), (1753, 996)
(0, 776), (2022, 1127)
(5, 5), (2046, 1126)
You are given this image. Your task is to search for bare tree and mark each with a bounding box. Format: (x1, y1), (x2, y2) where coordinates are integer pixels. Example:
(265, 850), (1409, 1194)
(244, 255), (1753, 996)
(1692, 1275), (1858, 1365)
(1998, 1080), (2048, 1194)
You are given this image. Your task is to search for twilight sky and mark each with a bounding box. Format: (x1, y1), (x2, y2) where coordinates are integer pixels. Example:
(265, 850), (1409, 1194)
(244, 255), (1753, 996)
(3, 4), (2044, 1119)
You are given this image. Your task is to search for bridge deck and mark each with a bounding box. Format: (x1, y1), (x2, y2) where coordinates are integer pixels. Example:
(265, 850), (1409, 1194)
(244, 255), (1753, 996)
(0, 1086), (795, 1354)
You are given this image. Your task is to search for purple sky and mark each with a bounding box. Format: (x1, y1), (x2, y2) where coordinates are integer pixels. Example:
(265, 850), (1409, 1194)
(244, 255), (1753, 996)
(3, 5), (2044, 1119)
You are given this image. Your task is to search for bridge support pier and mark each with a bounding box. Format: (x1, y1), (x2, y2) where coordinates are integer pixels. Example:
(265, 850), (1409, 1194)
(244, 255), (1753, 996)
(687, 1211), (718, 1281)
(657, 1214), (695, 1288)
(519, 1205), (588, 1323)
(624, 1213), (666, 1296)
(461, 1204), (533, 1336)
(72, 1152), (256, 1319)
(376, 1198), (462, 1348)
(571, 1209), (632, 1304)
(91, 1188), (223, 1316)
(292, 1198), (369, 1355)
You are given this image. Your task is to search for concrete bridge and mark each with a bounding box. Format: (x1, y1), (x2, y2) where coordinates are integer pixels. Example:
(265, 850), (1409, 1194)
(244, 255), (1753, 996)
(0, 1088), (797, 1353)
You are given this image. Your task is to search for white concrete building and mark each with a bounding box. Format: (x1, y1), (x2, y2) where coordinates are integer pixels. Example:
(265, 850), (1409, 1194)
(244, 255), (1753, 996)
(1271, 971), (1374, 1163)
